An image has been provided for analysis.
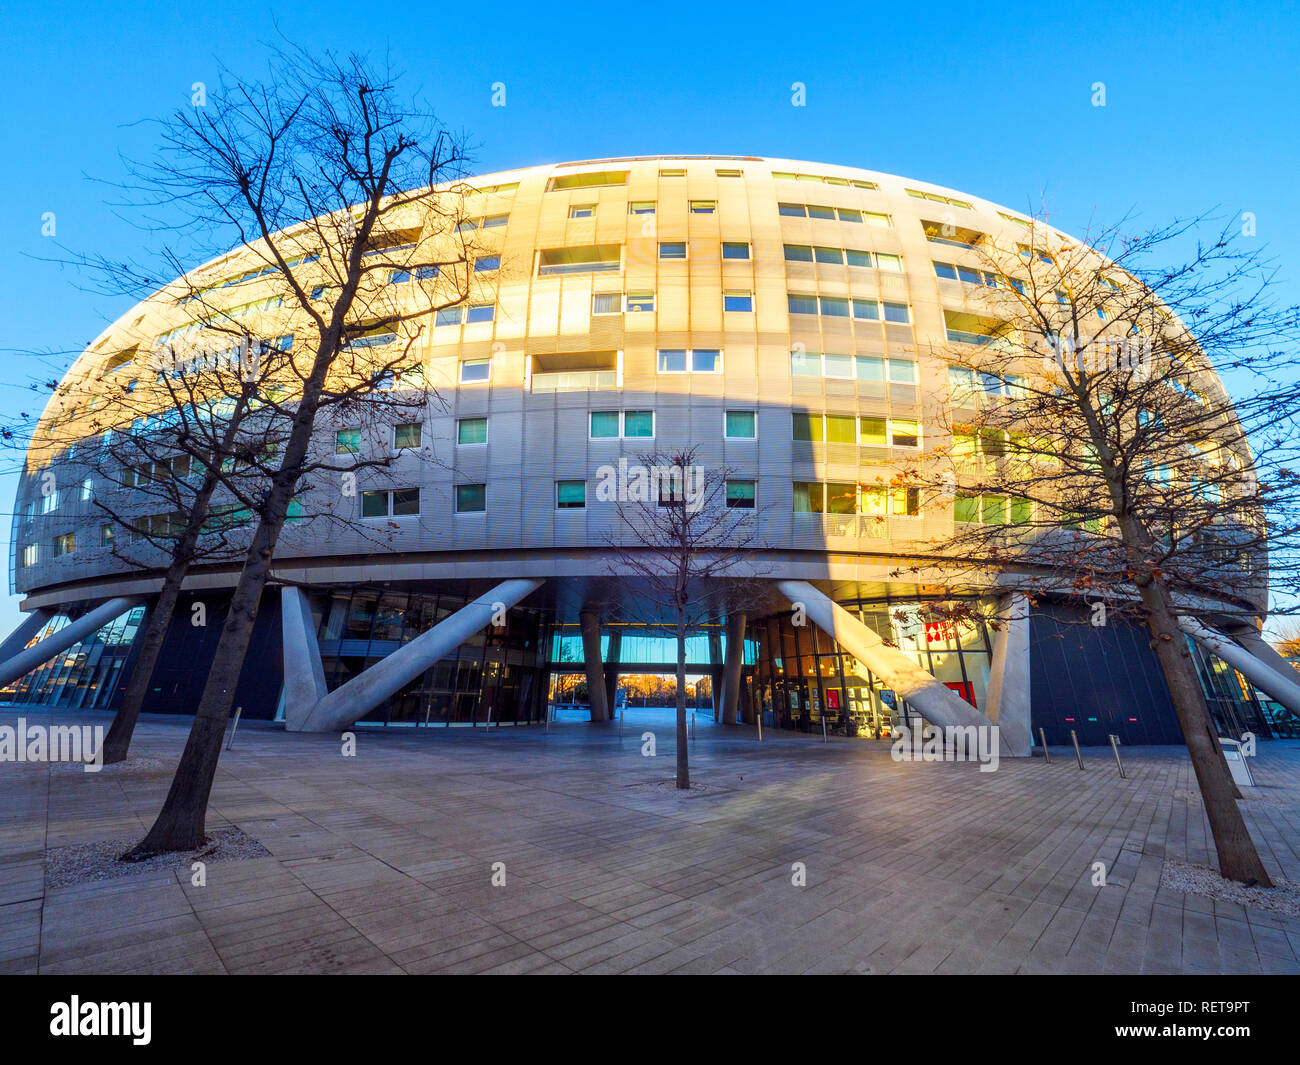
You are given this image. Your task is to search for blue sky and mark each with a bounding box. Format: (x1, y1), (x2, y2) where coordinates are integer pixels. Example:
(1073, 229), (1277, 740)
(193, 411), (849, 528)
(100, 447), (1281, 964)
(0, 0), (1297, 632)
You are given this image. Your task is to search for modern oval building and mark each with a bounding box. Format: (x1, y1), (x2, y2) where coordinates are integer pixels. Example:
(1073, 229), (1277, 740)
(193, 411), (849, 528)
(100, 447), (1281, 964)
(5, 155), (1299, 750)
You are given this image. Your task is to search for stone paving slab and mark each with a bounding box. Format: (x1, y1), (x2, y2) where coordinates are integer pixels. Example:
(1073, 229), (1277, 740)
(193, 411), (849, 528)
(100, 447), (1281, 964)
(1, 710), (1299, 974)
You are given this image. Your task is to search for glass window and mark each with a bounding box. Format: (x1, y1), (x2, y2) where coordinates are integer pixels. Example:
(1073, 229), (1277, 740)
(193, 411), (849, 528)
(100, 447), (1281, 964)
(934, 261), (958, 280)
(436, 307), (462, 326)
(807, 205), (835, 220)
(689, 200), (716, 214)
(626, 291), (654, 311)
(784, 244), (813, 262)
(859, 417), (887, 446)
(392, 488), (420, 516)
(888, 359), (918, 384)
(460, 359), (490, 382)
(590, 411), (620, 438)
(814, 246), (843, 264)
(825, 415), (856, 444)
(882, 302), (911, 324)
(722, 241), (750, 259)
(836, 208), (862, 223)
(852, 299), (879, 321)
(725, 410), (756, 438)
(475, 255), (500, 272)
(826, 482), (857, 513)
(955, 493), (980, 523)
(726, 480), (756, 509)
(465, 303), (495, 323)
(1010, 497), (1033, 523)
(629, 201), (656, 214)
(823, 353), (853, 378)
(361, 490), (388, 518)
(568, 205), (595, 219)
(623, 410), (654, 437)
(723, 291), (753, 312)
(891, 419), (920, 447)
(692, 349), (721, 372)
(787, 293), (818, 315)
(556, 480), (586, 509)
(456, 484), (486, 513)
(790, 349), (820, 376)
(861, 486), (887, 515)
(778, 203), (806, 217)
(856, 355), (885, 381)
(458, 417), (487, 444)
(394, 423), (422, 449)
(845, 249), (872, 267)
(100, 525), (114, 547)
(819, 296), (850, 317)
(876, 253), (903, 271)
(592, 292), (621, 314)
(792, 413), (823, 441)
(793, 481), (822, 512)
(893, 486), (920, 516)
(982, 495), (1007, 524)
(481, 214), (508, 229)
(658, 349), (687, 373)
(335, 428), (361, 455)
(659, 241), (687, 259)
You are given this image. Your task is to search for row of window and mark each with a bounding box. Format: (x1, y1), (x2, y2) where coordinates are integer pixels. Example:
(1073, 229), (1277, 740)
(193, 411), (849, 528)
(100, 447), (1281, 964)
(790, 352), (918, 384)
(334, 423), (423, 455)
(787, 293), (912, 323)
(793, 413), (920, 448)
(785, 244), (903, 271)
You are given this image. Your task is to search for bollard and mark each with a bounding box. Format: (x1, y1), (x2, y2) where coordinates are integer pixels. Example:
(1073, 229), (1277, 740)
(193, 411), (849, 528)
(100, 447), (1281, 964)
(1038, 727), (1052, 764)
(757, 713), (763, 742)
(821, 717), (828, 742)
(619, 709), (624, 739)
(225, 706), (242, 751)
(1108, 734), (1127, 778)
(1070, 729), (1085, 770)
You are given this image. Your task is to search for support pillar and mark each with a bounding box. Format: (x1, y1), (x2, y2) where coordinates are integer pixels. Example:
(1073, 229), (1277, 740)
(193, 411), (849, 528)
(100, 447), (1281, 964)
(580, 608), (610, 722)
(1179, 616), (1300, 717)
(1228, 625), (1300, 691)
(721, 613), (747, 726)
(295, 579), (543, 732)
(775, 580), (1010, 753)
(984, 592), (1032, 756)
(604, 627), (622, 719)
(0, 609), (54, 663)
(0, 598), (138, 690)
(281, 586), (328, 731)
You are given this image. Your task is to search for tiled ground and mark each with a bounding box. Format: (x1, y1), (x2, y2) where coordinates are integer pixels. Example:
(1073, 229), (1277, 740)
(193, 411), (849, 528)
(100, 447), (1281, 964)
(2, 709), (1299, 974)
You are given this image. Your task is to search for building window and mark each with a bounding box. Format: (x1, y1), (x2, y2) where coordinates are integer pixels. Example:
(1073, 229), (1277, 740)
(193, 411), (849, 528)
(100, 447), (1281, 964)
(846, 249), (872, 267)
(784, 244), (814, 262)
(456, 484), (486, 513)
(629, 201), (656, 215)
(724, 290), (753, 312)
(556, 480), (586, 509)
(658, 349), (687, 373)
(438, 303), (496, 325)
(890, 419), (920, 447)
(393, 423), (422, 450)
(814, 246), (843, 265)
(690, 200), (716, 214)
(659, 168), (686, 178)
(787, 293), (817, 315)
(592, 292), (621, 314)
(569, 204), (596, 219)
(53, 532), (76, 556)
(856, 356), (918, 384)
(335, 429), (361, 455)
(590, 411), (620, 438)
(21, 544), (37, 566)
(362, 488), (420, 518)
(659, 241), (687, 260)
(100, 525), (114, 548)
(457, 417), (488, 444)
(460, 359), (490, 383)
(722, 241), (750, 260)
(882, 302), (911, 324)
(623, 410), (654, 437)
(591, 410), (653, 437)
(539, 245), (621, 275)
(474, 255), (500, 272)
(626, 291), (655, 312)
(726, 480), (756, 509)
(81, 478), (93, 502)
(41, 490), (58, 515)
(725, 410), (756, 438)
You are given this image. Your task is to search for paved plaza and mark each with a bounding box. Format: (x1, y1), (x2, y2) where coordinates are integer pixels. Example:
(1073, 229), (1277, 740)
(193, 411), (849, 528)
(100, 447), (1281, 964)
(2, 709), (1299, 975)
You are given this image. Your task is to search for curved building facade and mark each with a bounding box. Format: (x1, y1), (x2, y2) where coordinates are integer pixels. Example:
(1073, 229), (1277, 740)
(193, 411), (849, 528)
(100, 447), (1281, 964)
(5, 156), (1295, 747)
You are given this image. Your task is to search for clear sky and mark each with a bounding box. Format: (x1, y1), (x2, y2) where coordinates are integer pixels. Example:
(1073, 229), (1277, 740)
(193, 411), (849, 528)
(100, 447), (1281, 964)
(0, 0), (1297, 633)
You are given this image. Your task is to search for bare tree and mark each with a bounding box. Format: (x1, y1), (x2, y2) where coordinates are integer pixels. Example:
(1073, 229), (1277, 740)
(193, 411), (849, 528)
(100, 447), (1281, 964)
(895, 210), (1300, 884)
(28, 46), (487, 856)
(603, 447), (762, 788)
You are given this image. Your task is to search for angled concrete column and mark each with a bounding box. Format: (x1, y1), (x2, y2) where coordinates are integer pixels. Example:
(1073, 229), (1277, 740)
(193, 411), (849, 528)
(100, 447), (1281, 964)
(0, 598), (138, 689)
(0, 609), (55, 663)
(721, 613), (747, 725)
(1179, 616), (1300, 717)
(775, 580), (1010, 752)
(985, 593), (1032, 756)
(281, 586), (328, 731)
(295, 579), (543, 733)
(1228, 626), (1300, 690)
(580, 608), (610, 722)
(604, 628), (622, 719)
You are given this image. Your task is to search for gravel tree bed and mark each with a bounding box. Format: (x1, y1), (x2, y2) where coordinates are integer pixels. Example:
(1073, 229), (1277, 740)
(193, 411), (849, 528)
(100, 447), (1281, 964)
(1161, 856), (1300, 917)
(45, 826), (271, 888)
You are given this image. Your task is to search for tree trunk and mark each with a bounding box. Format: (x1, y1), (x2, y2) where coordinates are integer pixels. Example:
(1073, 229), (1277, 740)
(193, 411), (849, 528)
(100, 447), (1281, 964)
(676, 622), (690, 790)
(1139, 578), (1273, 886)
